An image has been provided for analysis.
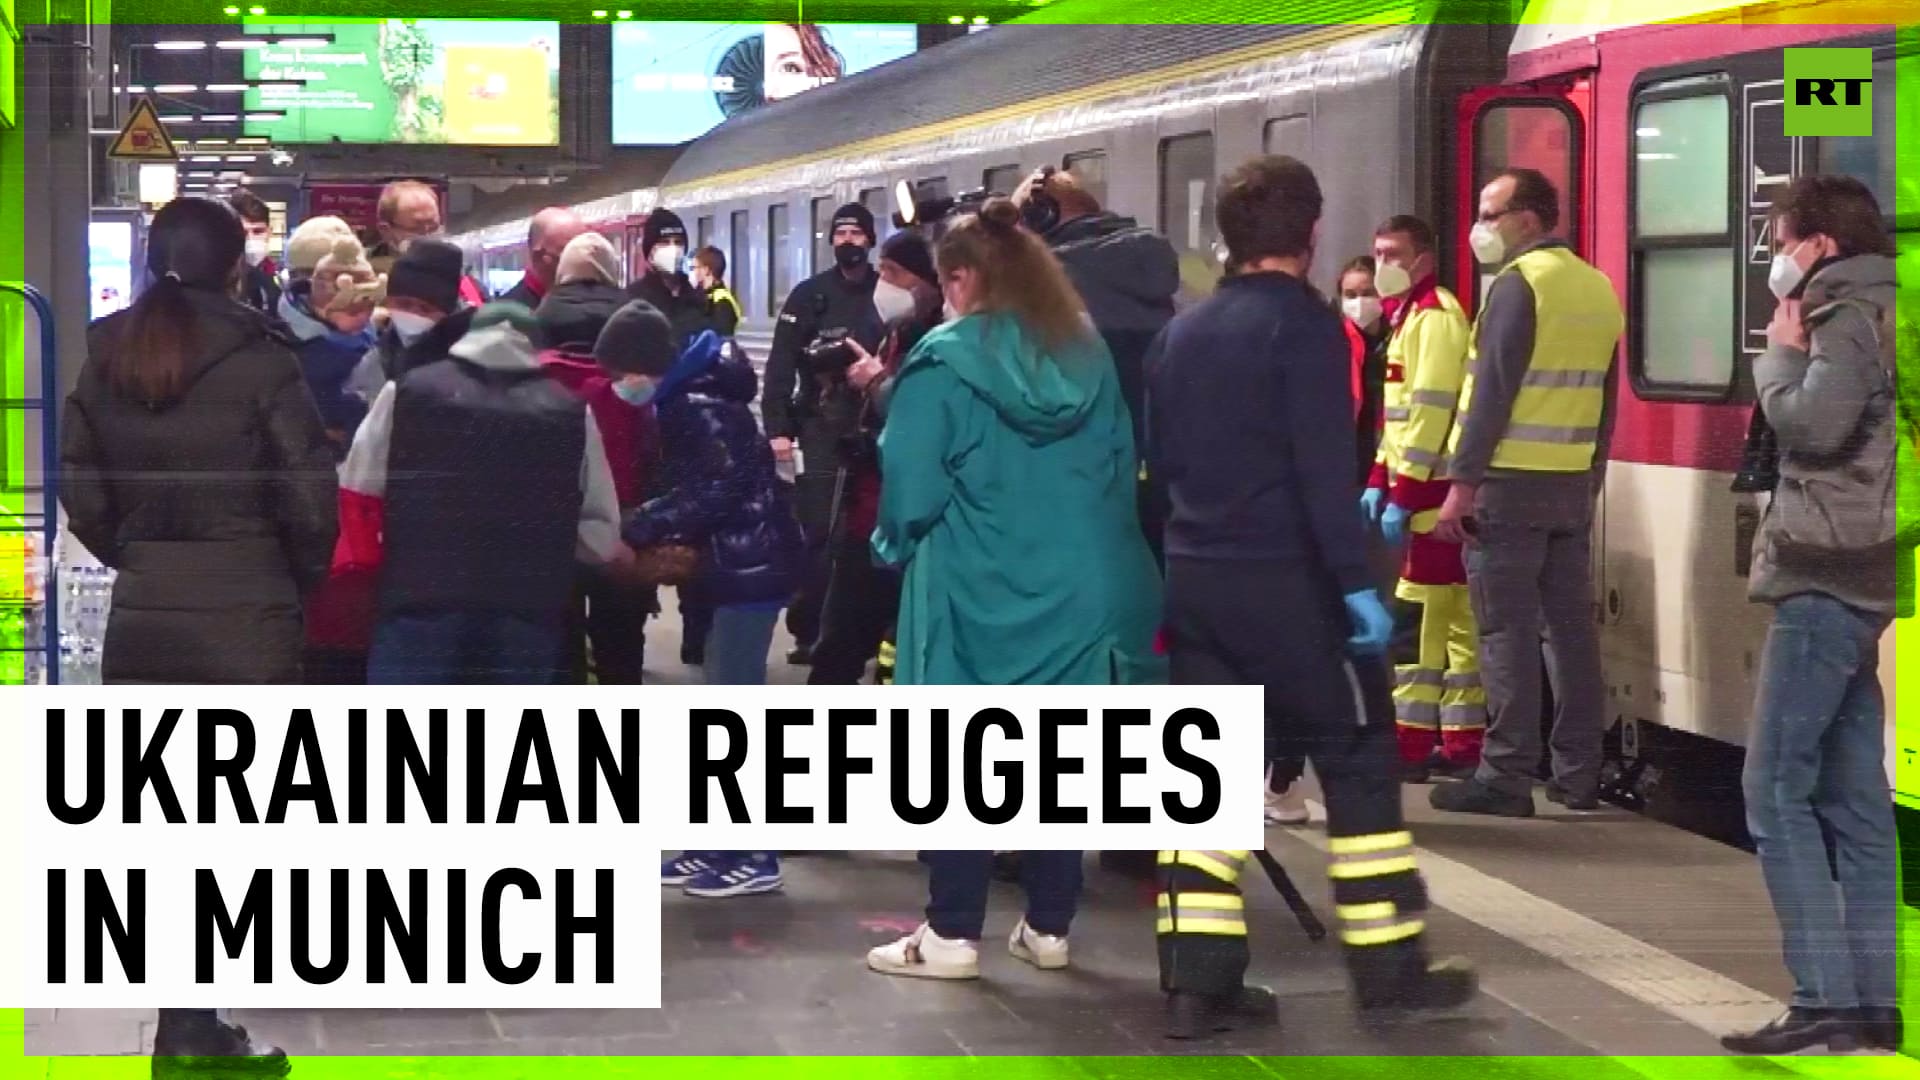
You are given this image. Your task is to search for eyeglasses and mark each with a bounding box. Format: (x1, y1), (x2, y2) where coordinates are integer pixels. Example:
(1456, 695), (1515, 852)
(1478, 207), (1519, 225)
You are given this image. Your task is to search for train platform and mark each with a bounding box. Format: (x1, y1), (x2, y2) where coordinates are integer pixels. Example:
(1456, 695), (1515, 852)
(22, 603), (1915, 1064)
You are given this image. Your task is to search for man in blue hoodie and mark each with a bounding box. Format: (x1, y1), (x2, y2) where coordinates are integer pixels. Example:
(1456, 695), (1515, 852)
(1144, 154), (1475, 1037)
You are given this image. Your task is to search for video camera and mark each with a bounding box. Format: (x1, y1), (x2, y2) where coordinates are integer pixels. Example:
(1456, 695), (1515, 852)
(800, 327), (861, 376)
(891, 178), (996, 238)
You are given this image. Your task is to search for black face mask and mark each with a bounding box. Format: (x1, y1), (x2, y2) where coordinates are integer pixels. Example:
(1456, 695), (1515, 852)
(835, 242), (870, 271)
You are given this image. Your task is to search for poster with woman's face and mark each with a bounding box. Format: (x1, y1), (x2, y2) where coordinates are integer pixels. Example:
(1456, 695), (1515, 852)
(610, 23), (916, 145)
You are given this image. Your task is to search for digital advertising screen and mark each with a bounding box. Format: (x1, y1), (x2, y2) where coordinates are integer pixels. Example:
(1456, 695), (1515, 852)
(243, 19), (560, 146)
(611, 23), (917, 145)
(87, 220), (135, 322)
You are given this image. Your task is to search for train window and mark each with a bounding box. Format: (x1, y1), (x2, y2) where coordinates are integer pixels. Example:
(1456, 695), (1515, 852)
(1264, 115), (1311, 164)
(1473, 103), (1579, 247)
(983, 164), (1023, 198)
(1158, 134), (1215, 255)
(810, 197), (834, 275)
(729, 209), (749, 319)
(1634, 95), (1729, 236)
(768, 203), (792, 319)
(1814, 57), (1902, 229)
(860, 186), (889, 242)
(1062, 151), (1107, 208)
(696, 215), (714, 252)
(1630, 83), (1734, 396)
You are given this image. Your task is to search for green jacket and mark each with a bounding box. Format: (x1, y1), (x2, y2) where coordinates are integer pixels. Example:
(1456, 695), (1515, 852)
(872, 312), (1165, 685)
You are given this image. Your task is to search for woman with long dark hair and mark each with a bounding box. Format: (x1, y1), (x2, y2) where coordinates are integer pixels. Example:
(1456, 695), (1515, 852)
(863, 198), (1162, 981)
(61, 197), (334, 1073)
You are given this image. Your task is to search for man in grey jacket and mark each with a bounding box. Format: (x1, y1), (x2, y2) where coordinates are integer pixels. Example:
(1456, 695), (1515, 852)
(1721, 174), (1902, 1057)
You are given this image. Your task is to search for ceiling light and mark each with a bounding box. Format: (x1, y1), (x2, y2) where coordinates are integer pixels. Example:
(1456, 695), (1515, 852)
(226, 155), (258, 163)
(160, 114), (195, 123)
(191, 155), (222, 163)
(124, 84), (149, 93)
(205, 84), (249, 93)
(243, 112), (284, 122)
(154, 41), (208, 50)
(236, 136), (269, 145)
(197, 138), (230, 145)
(153, 84), (199, 93)
(199, 114), (240, 122)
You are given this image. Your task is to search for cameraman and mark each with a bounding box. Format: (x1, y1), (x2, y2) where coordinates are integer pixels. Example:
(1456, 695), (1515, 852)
(763, 202), (884, 663)
(807, 230), (943, 684)
(1014, 167), (1179, 564)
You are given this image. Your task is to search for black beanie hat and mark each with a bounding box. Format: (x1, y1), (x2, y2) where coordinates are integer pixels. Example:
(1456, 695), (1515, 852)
(831, 202), (875, 244)
(594, 300), (676, 377)
(641, 208), (688, 254)
(386, 238), (464, 314)
(878, 230), (937, 288)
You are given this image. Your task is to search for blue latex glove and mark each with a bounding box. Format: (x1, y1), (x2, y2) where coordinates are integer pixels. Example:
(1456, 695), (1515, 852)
(1359, 487), (1385, 526)
(1344, 589), (1394, 657)
(1381, 502), (1409, 549)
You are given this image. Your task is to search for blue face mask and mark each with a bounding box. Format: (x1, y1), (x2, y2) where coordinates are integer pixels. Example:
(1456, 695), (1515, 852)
(614, 380), (656, 407)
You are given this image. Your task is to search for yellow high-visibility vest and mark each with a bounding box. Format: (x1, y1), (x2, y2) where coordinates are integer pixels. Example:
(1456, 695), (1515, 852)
(710, 285), (742, 322)
(1378, 285), (1470, 482)
(1450, 246), (1623, 473)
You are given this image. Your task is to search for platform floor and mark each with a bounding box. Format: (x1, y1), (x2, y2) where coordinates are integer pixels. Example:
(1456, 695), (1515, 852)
(23, 599), (1913, 1061)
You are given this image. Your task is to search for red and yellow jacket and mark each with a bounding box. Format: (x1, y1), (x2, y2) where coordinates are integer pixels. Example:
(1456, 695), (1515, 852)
(1370, 277), (1469, 586)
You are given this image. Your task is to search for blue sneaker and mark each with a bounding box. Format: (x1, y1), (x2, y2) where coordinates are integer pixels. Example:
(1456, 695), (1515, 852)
(684, 856), (783, 898)
(661, 852), (712, 886)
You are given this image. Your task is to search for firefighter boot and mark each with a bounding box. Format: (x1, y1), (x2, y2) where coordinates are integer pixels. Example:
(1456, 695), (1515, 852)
(152, 1014), (290, 1079)
(1352, 941), (1478, 1019)
(1165, 985), (1280, 1040)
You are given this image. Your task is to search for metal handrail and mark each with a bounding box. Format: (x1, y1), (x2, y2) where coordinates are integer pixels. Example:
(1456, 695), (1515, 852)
(1, 280), (60, 684)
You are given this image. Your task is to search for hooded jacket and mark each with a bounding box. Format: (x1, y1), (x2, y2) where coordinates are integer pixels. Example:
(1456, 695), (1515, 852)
(1046, 212), (1180, 452)
(622, 331), (804, 607)
(532, 280), (658, 509)
(338, 309), (624, 621)
(873, 312), (1165, 686)
(60, 287), (339, 683)
(279, 289), (375, 453)
(1750, 252), (1901, 616)
(347, 306), (478, 405)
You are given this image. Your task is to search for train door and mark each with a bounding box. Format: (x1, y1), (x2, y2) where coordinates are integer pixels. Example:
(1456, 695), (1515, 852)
(1454, 76), (1603, 605)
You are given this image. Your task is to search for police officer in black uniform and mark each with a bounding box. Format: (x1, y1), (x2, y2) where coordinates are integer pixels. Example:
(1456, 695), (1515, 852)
(761, 202), (884, 663)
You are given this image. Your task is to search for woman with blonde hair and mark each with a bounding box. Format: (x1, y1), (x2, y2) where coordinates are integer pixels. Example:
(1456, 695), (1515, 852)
(864, 198), (1162, 981)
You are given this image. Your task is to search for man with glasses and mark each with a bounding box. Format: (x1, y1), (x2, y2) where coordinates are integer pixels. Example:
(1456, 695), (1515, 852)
(1429, 167), (1623, 818)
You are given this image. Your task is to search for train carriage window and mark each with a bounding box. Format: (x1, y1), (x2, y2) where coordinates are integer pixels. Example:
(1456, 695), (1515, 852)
(730, 209), (749, 318)
(1815, 57), (1905, 231)
(1630, 82), (1735, 397)
(1264, 114), (1311, 165)
(696, 215), (714, 252)
(860, 186), (889, 242)
(810, 197), (834, 275)
(983, 164), (1023, 199)
(1158, 134), (1215, 256)
(1062, 151), (1107, 209)
(1473, 104), (1579, 250)
(769, 203), (793, 319)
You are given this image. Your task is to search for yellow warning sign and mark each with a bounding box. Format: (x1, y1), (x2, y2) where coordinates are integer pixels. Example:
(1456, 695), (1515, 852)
(107, 98), (178, 161)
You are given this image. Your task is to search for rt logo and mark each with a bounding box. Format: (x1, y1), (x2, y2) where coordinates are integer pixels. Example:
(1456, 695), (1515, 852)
(1784, 47), (1873, 136)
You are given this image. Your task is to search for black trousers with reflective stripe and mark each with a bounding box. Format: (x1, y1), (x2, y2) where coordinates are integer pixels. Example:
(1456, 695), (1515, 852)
(1156, 860), (1248, 994)
(1163, 557), (1431, 1001)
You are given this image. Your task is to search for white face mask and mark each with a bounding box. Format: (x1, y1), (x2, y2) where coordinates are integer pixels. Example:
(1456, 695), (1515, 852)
(1372, 260), (1412, 298)
(650, 244), (685, 276)
(873, 279), (917, 325)
(1468, 220), (1507, 266)
(1768, 239), (1814, 300)
(388, 309), (436, 344)
(1343, 296), (1382, 330)
(244, 235), (269, 267)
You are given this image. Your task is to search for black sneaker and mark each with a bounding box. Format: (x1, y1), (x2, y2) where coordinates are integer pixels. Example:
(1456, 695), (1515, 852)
(1856, 1006), (1903, 1051)
(1544, 782), (1599, 811)
(152, 1017), (290, 1078)
(1721, 1007), (1859, 1054)
(1429, 780), (1534, 818)
(786, 645), (813, 665)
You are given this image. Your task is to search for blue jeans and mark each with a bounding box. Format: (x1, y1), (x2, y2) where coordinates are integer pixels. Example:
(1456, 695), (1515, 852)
(1744, 593), (1896, 1009)
(705, 605), (779, 686)
(922, 850), (1083, 940)
(368, 611), (566, 685)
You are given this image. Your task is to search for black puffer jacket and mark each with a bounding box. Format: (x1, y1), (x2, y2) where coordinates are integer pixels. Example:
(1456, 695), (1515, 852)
(538, 279), (631, 350)
(60, 288), (339, 684)
(622, 332), (804, 607)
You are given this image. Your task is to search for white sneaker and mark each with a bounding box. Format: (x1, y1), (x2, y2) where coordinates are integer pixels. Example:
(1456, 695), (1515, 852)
(866, 923), (981, 980)
(1266, 781), (1310, 826)
(1008, 919), (1071, 970)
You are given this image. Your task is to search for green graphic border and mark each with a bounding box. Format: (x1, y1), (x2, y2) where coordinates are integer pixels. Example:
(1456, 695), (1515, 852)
(4, 0), (1918, 1074)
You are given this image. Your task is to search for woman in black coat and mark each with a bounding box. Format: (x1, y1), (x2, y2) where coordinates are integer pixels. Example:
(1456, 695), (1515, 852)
(59, 198), (332, 1073)
(61, 197), (339, 688)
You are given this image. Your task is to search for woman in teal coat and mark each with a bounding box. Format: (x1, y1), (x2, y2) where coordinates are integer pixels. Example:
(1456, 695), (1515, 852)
(871, 197), (1165, 687)
(865, 197), (1164, 982)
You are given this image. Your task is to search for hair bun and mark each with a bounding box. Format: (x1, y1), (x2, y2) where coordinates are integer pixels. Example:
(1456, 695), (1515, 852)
(329, 236), (361, 261)
(979, 197), (1022, 232)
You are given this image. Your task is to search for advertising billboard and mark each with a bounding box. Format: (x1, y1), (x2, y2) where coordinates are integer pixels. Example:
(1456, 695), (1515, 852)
(243, 20), (560, 146)
(611, 23), (916, 145)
